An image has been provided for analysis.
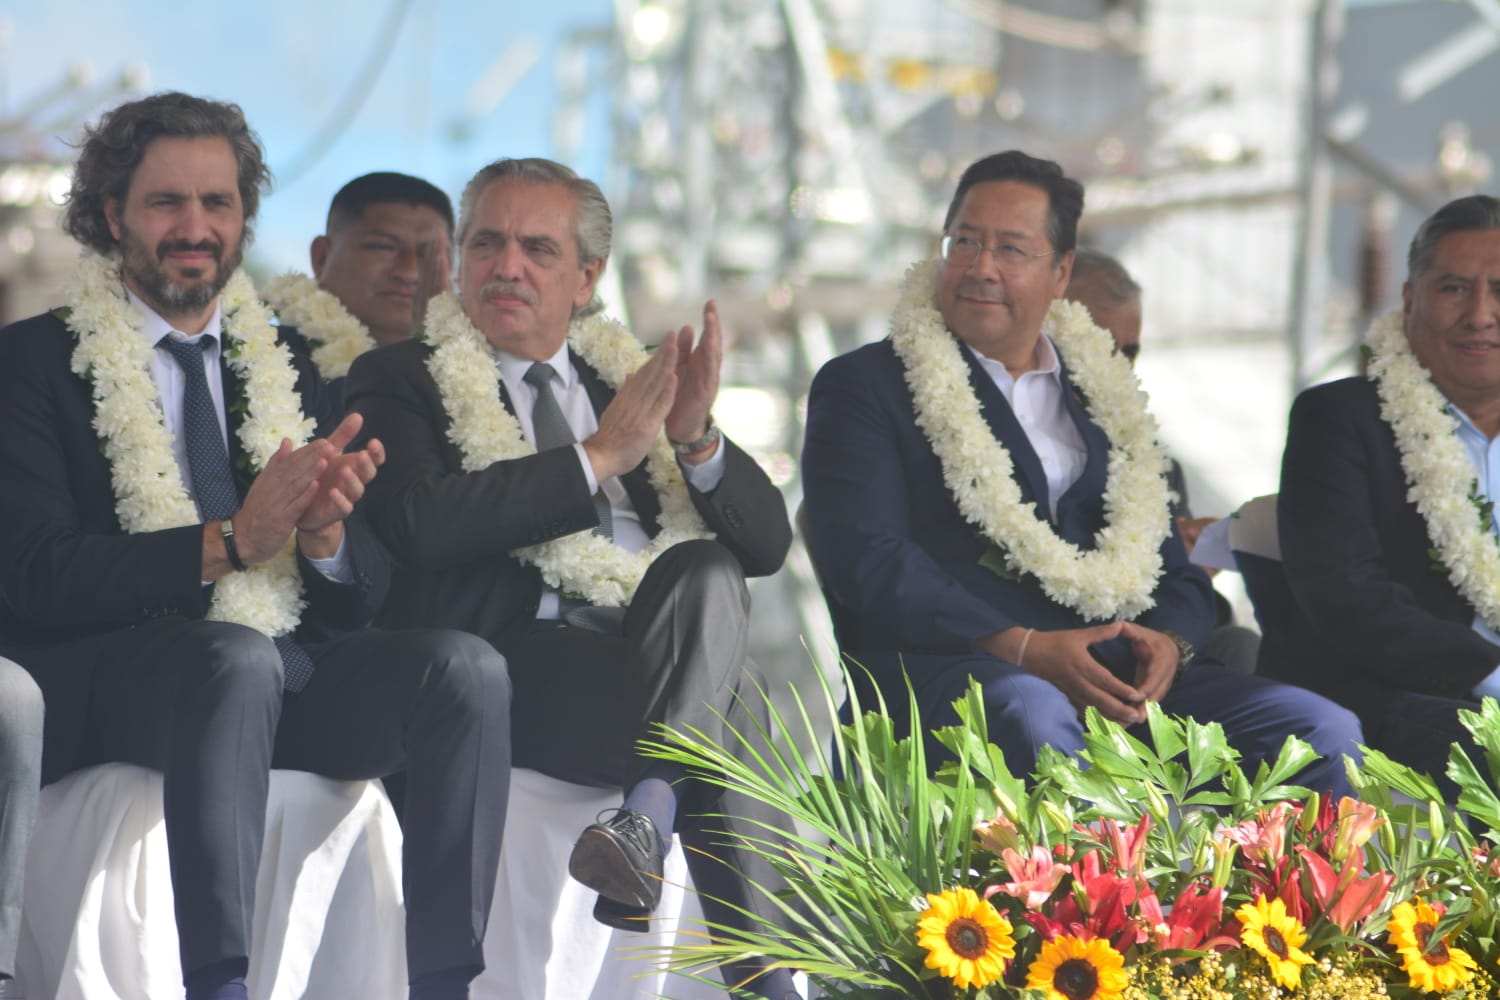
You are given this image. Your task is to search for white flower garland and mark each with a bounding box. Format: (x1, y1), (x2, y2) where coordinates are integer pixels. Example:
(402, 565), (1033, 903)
(1366, 306), (1500, 630)
(422, 291), (713, 607)
(262, 271), (377, 380)
(888, 258), (1172, 621)
(66, 250), (315, 637)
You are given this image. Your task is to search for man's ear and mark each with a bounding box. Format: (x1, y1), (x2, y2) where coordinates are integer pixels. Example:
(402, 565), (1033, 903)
(310, 235), (330, 278)
(575, 256), (606, 311)
(105, 199), (124, 243)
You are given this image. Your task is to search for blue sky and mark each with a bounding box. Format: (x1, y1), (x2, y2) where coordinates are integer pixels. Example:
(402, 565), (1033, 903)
(1, 0), (615, 272)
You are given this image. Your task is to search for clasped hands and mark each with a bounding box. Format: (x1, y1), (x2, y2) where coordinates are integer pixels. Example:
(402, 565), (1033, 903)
(207, 412), (384, 577)
(583, 300), (723, 482)
(979, 620), (1183, 726)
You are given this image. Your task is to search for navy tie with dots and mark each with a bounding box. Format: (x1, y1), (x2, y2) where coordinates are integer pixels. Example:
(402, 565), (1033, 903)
(523, 361), (613, 541)
(158, 334), (316, 692)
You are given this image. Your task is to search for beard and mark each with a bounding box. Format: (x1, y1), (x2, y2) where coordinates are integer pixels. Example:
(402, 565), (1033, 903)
(117, 224), (244, 319)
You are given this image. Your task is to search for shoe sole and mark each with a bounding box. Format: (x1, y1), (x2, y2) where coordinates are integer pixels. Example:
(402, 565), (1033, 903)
(568, 827), (657, 909)
(593, 897), (652, 933)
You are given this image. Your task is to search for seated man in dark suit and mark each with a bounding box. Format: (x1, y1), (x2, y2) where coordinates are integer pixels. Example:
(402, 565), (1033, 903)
(1277, 194), (1500, 797)
(264, 171), (454, 408)
(802, 150), (1361, 795)
(0, 92), (510, 1000)
(345, 157), (799, 1000)
(1065, 247), (1260, 674)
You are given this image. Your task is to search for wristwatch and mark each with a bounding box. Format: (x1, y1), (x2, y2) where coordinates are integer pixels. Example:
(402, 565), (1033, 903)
(1162, 629), (1195, 676)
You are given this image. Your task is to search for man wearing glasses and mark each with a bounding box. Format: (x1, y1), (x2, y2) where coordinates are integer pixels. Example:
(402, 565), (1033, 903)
(801, 150), (1360, 792)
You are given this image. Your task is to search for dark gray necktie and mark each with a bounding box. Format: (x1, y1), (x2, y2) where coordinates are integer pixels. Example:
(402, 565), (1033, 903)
(158, 334), (315, 692)
(523, 361), (613, 541)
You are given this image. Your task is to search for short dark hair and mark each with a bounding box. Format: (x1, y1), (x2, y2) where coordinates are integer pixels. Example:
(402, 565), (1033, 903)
(63, 91), (271, 256)
(327, 171), (455, 236)
(942, 150), (1085, 257)
(1068, 247), (1141, 305)
(1408, 194), (1500, 278)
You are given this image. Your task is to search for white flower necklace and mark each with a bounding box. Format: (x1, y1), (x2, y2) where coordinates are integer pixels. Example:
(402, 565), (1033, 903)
(66, 250), (315, 637)
(262, 271), (377, 380)
(1366, 306), (1500, 630)
(422, 291), (713, 607)
(888, 258), (1171, 621)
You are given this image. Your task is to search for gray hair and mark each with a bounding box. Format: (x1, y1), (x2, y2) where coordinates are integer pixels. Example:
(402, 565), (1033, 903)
(1067, 247), (1141, 305)
(1408, 194), (1500, 278)
(456, 158), (612, 316)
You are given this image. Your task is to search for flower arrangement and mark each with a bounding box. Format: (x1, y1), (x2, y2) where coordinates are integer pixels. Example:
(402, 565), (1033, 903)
(647, 674), (1500, 999)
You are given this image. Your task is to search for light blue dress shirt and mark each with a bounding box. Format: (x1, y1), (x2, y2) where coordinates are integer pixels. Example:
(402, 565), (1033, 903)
(1449, 404), (1500, 698)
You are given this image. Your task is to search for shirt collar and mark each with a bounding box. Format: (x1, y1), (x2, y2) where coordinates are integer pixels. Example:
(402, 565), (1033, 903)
(127, 286), (225, 347)
(495, 340), (576, 389)
(964, 334), (1064, 388)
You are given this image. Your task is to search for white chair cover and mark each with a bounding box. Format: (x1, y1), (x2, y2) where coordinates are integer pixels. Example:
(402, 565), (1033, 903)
(475, 768), (723, 1000)
(17, 764), (406, 1000)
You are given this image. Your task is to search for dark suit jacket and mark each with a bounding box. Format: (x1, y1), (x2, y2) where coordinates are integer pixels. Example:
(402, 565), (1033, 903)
(801, 338), (1214, 675)
(344, 338), (792, 647)
(276, 322), (347, 415)
(0, 309), (391, 652)
(1275, 376), (1498, 703)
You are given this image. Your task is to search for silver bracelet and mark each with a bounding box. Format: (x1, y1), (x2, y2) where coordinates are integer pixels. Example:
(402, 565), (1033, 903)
(1015, 627), (1035, 668)
(670, 416), (721, 456)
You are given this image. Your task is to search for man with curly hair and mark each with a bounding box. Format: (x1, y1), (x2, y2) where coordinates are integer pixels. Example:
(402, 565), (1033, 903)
(0, 92), (510, 1000)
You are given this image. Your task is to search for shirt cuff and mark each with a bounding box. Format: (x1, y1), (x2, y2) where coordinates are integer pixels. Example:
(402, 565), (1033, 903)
(307, 531), (353, 584)
(680, 440), (726, 492)
(571, 442), (600, 495)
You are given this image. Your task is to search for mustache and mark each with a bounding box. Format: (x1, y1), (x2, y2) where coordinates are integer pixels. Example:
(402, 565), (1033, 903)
(956, 282), (1006, 303)
(480, 280), (537, 306)
(157, 238), (221, 261)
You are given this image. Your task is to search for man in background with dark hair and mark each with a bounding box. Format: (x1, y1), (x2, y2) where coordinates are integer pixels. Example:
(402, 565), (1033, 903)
(803, 150), (1360, 794)
(0, 92), (510, 1000)
(264, 172), (454, 406)
(1279, 193), (1500, 797)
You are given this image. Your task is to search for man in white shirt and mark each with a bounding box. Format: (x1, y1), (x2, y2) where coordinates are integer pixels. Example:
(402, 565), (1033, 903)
(345, 158), (799, 999)
(0, 92), (511, 1000)
(1278, 194), (1500, 799)
(802, 150), (1361, 796)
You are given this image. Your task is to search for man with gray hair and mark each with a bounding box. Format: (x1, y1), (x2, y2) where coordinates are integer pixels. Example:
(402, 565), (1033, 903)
(345, 158), (799, 999)
(1277, 193), (1500, 797)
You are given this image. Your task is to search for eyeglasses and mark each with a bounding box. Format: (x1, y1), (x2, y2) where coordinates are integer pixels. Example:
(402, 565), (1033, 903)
(941, 234), (1056, 273)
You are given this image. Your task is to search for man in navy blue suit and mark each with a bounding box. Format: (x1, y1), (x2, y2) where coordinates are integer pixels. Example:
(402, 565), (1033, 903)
(802, 150), (1360, 794)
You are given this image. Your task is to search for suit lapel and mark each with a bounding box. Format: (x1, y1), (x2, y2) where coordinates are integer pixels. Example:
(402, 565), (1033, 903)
(1054, 359), (1109, 545)
(958, 343), (1050, 518)
(218, 352), (257, 502)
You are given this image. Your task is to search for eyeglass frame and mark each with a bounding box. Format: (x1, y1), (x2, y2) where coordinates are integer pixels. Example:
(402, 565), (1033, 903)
(940, 234), (1058, 273)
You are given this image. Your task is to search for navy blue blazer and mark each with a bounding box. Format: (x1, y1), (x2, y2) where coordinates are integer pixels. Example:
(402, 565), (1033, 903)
(801, 337), (1214, 674)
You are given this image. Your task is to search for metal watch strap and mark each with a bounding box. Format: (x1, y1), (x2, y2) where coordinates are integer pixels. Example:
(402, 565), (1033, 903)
(670, 416), (721, 455)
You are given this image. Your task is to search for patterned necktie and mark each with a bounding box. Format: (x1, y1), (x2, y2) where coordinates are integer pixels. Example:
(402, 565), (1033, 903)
(523, 362), (613, 541)
(157, 334), (315, 692)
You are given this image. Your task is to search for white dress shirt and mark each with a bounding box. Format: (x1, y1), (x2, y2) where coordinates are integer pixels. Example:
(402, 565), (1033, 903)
(129, 289), (349, 581)
(965, 335), (1087, 519)
(493, 341), (725, 618)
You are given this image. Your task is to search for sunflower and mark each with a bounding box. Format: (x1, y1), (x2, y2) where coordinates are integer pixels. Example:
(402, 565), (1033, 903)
(1025, 934), (1129, 1000)
(1236, 895), (1315, 990)
(1388, 899), (1478, 993)
(916, 887), (1016, 989)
